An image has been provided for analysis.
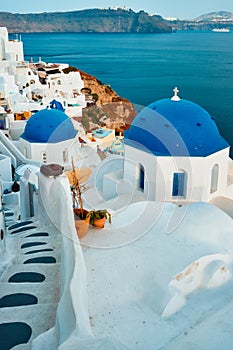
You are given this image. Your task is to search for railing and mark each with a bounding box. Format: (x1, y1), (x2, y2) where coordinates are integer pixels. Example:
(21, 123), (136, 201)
(0, 131), (40, 168)
(32, 173), (92, 348)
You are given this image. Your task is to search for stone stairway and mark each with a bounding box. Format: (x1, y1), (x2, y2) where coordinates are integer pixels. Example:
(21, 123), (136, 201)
(0, 217), (61, 349)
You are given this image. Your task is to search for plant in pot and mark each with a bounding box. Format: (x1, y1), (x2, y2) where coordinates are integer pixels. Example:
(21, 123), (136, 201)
(71, 158), (90, 238)
(89, 209), (112, 229)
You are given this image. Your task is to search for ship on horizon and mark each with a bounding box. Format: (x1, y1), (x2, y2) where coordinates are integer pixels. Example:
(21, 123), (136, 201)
(212, 28), (230, 32)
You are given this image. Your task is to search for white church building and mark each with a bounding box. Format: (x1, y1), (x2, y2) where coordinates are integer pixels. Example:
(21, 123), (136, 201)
(18, 108), (80, 168)
(103, 88), (232, 203)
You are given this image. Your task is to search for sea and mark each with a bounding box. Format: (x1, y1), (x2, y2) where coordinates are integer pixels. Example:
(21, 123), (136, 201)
(16, 31), (233, 151)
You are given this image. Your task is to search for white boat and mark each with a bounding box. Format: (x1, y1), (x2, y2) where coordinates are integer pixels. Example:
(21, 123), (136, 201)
(212, 28), (230, 32)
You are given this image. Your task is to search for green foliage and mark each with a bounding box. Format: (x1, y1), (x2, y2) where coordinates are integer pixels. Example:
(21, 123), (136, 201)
(92, 93), (99, 102)
(88, 210), (112, 225)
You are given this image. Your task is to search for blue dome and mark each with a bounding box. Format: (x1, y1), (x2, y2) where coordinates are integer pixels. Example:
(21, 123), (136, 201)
(21, 109), (77, 143)
(125, 98), (229, 157)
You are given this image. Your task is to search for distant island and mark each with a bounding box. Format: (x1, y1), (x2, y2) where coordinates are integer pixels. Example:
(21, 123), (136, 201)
(170, 11), (233, 31)
(1, 8), (233, 33)
(0, 8), (172, 33)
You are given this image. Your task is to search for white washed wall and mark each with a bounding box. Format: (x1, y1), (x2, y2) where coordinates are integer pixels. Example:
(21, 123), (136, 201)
(124, 144), (230, 203)
(31, 172), (92, 349)
(0, 155), (12, 181)
(19, 137), (80, 169)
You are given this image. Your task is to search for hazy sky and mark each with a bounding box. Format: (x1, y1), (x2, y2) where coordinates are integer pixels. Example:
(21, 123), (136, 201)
(1, 0), (233, 19)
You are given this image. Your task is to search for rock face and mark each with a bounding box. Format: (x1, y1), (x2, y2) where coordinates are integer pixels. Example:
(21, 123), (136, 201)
(63, 66), (136, 131)
(80, 70), (119, 105)
(79, 70), (136, 131)
(0, 9), (172, 33)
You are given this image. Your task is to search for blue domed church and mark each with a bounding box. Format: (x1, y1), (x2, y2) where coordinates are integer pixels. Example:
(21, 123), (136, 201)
(123, 88), (231, 202)
(19, 108), (79, 167)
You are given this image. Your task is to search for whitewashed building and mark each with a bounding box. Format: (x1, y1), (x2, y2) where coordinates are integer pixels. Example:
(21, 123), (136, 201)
(18, 108), (80, 168)
(121, 89), (231, 203)
(0, 27), (87, 117)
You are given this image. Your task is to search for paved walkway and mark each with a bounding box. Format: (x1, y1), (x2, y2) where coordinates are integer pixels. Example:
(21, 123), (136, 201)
(0, 207), (61, 349)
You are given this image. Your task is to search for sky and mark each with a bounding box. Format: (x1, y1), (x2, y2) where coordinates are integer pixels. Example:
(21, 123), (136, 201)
(1, 0), (233, 19)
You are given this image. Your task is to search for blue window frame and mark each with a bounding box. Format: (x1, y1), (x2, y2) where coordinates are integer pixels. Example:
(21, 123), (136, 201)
(139, 165), (145, 191)
(138, 164), (145, 191)
(172, 172), (186, 197)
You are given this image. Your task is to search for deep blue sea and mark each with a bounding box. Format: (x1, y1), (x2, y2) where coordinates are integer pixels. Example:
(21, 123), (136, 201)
(16, 32), (233, 149)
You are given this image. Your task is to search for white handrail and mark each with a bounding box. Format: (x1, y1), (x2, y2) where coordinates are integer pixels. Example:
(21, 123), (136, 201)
(0, 131), (40, 167)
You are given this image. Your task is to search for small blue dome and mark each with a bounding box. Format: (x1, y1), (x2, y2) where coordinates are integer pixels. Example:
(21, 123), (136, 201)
(21, 109), (77, 143)
(125, 98), (229, 157)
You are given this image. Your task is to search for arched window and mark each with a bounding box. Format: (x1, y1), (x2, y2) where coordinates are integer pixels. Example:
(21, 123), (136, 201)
(210, 164), (219, 194)
(63, 149), (68, 163)
(136, 164), (145, 192)
(172, 171), (187, 197)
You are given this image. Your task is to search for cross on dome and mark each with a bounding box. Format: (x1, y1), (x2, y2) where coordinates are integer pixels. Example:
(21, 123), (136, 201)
(173, 87), (179, 96)
(171, 86), (181, 101)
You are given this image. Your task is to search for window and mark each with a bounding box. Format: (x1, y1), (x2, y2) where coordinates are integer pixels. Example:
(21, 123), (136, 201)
(172, 172), (186, 197)
(63, 149), (68, 163)
(139, 165), (145, 191)
(210, 164), (219, 194)
(136, 164), (145, 192)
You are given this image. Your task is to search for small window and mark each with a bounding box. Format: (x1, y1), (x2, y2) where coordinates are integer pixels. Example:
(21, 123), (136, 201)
(136, 164), (145, 192)
(210, 164), (219, 194)
(172, 172), (186, 197)
(139, 165), (145, 191)
(63, 149), (68, 163)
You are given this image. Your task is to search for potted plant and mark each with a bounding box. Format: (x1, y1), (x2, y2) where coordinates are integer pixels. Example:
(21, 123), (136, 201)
(89, 209), (112, 229)
(70, 158), (90, 238)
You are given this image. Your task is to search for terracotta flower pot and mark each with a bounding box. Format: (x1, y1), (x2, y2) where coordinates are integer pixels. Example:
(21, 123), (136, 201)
(73, 208), (90, 239)
(93, 217), (106, 229)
